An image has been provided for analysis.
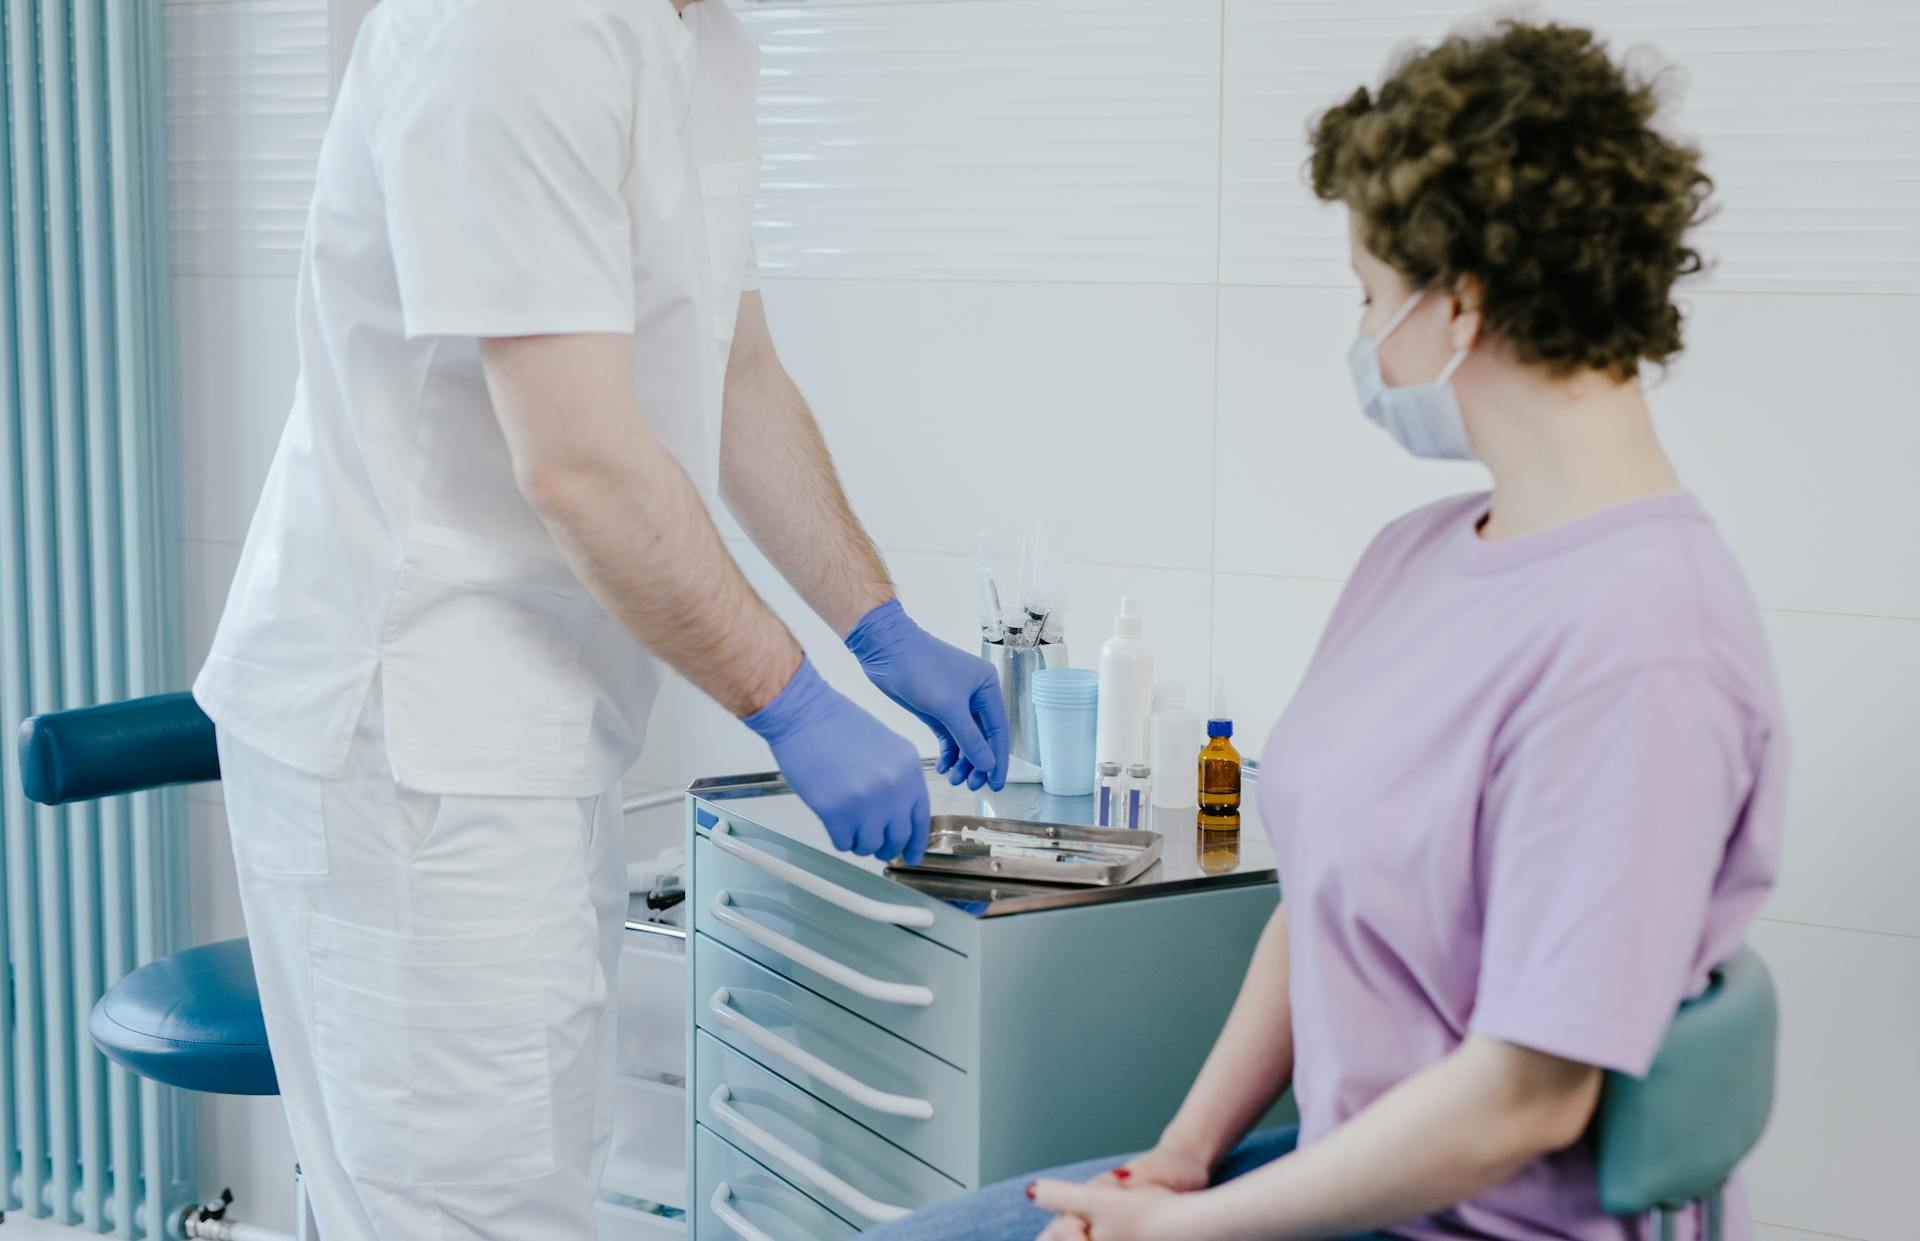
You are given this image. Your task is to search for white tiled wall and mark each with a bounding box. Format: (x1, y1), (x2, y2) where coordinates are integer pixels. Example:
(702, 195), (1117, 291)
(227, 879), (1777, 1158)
(166, 0), (330, 1227)
(169, 2), (1916, 1238)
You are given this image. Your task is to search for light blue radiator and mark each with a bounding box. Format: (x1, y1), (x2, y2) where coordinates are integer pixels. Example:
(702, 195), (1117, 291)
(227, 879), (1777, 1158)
(2, 0), (196, 1235)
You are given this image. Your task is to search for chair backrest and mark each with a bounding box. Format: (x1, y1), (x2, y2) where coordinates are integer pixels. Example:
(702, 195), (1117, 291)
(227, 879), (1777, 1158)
(17, 692), (220, 806)
(1595, 945), (1778, 1215)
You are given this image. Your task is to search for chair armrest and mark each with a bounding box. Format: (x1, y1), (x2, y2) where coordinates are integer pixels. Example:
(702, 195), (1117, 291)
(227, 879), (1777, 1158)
(17, 692), (220, 805)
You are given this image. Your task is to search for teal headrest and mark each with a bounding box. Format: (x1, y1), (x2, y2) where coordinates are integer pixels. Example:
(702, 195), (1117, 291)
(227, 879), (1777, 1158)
(1595, 945), (1778, 1214)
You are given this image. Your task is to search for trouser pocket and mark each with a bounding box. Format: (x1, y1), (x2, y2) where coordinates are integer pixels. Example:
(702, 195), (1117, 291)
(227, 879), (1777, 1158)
(306, 911), (560, 1186)
(217, 728), (331, 876)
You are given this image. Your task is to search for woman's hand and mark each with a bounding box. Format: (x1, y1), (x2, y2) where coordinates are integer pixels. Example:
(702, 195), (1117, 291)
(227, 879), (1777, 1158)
(1030, 1179), (1189, 1241)
(1030, 1141), (1212, 1240)
(1093, 1144), (1212, 1194)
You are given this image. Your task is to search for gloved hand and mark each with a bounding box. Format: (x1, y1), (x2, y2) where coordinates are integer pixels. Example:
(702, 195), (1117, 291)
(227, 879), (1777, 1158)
(846, 600), (1010, 792)
(743, 657), (932, 863)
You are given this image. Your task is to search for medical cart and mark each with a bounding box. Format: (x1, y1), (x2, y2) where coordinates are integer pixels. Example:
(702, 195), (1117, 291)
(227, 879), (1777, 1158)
(620, 766), (1286, 1240)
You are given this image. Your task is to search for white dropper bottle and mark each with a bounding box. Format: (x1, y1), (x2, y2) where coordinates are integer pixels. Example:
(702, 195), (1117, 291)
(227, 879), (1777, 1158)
(1094, 597), (1154, 778)
(1150, 682), (1204, 808)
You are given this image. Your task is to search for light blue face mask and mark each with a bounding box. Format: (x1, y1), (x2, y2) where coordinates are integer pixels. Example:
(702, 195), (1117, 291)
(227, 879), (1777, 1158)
(1347, 290), (1474, 460)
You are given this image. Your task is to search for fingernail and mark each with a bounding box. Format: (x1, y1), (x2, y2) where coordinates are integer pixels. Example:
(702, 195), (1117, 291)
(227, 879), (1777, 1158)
(1112, 1168), (1130, 1181)
(1024, 1183), (1037, 1201)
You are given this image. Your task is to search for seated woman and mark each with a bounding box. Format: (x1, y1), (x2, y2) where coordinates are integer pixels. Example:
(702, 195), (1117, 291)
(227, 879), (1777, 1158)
(870, 19), (1784, 1241)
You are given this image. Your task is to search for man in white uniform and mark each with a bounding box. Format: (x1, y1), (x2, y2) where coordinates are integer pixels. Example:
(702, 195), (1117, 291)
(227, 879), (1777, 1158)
(193, 1), (1009, 1237)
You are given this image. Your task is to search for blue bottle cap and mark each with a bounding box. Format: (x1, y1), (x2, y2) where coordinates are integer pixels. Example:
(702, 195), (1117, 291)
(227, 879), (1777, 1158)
(1208, 718), (1233, 738)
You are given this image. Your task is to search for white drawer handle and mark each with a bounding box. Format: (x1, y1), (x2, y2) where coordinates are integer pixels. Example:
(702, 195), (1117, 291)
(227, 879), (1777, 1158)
(709, 1085), (913, 1225)
(710, 818), (936, 928)
(711, 1182), (780, 1241)
(707, 987), (935, 1121)
(711, 890), (935, 1008)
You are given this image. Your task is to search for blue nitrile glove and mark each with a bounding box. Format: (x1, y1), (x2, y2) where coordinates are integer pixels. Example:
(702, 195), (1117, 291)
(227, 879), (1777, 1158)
(845, 600), (1010, 792)
(743, 657), (933, 863)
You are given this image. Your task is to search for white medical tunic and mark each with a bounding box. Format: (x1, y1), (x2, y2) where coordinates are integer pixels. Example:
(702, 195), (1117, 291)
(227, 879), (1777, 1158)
(196, 0), (761, 797)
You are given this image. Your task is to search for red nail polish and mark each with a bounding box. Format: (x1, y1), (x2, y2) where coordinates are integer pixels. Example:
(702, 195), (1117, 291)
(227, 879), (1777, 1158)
(1112, 1167), (1131, 1181)
(1024, 1182), (1037, 1200)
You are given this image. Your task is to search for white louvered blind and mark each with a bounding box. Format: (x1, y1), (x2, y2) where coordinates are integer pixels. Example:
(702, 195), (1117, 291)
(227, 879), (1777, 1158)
(740, 0), (1225, 284)
(745, 0), (1919, 295)
(165, 0), (332, 276)
(1221, 0), (1920, 293)
(160, 0), (1919, 291)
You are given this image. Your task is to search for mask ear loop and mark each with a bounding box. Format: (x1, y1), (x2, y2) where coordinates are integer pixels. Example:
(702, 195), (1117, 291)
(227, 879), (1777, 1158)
(1373, 289), (1426, 344)
(1433, 281), (1480, 382)
(1377, 287), (1472, 384)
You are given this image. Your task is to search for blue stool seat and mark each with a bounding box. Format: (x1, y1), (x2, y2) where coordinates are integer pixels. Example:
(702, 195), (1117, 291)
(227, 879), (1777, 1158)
(90, 937), (278, 1096)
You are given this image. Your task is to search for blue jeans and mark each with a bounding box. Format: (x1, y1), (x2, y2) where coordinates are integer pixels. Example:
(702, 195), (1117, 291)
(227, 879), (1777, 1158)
(866, 1125), (1400, 1241)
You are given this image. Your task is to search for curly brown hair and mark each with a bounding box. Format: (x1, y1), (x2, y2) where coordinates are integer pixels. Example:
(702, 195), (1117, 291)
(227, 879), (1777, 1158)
(1308, 20), (1713, 380)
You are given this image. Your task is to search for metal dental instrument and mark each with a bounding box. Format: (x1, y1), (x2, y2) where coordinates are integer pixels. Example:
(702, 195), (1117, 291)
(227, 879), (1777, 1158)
(976, 533), (1007, 644)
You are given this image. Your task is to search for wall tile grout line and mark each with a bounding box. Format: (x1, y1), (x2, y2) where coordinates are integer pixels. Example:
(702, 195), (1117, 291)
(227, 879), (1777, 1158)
(168, 270), (307, 283)
(737, 536), (1231, 580)
(1753, 604), (1920, 626)
(1205, 0), (1229, 710)
(1753, 913), (1920, 945)
(1212, 0), (1227, 288)
(1752, 1223), (1872, 1241)
(758, 274), (1229, 293)
(758, 274), (1920, 300)
(740, 535), (1920, 627)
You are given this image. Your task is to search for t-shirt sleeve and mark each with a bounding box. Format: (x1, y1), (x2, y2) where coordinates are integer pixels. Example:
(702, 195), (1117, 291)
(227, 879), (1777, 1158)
(370, 7), (636, 339)
(1470, 664), (1757, 1077)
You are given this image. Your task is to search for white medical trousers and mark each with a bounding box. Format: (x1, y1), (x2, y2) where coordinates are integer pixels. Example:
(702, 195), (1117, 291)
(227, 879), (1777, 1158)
(216, 676), (628, 1240)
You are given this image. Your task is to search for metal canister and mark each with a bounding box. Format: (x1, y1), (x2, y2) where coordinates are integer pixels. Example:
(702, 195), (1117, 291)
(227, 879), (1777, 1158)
(983, 638), (1070, 766)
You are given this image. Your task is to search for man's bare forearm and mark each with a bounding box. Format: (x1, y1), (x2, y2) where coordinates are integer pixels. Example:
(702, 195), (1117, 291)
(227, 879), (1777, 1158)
(722, 292), (893, 637)
(483, 333), (800, 718)
(530, 435), (800, 716)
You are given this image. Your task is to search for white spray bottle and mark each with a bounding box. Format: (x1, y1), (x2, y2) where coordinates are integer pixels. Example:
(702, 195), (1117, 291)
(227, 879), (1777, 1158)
(1094, 597), (1154, 778)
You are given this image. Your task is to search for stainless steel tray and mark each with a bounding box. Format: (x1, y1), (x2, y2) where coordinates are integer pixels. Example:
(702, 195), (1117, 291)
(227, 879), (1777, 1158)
(888, 816), (1163, 888)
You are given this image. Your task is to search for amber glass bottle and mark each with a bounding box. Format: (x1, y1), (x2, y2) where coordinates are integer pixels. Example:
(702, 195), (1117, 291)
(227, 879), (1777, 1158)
(1197, 719), (1241, 815)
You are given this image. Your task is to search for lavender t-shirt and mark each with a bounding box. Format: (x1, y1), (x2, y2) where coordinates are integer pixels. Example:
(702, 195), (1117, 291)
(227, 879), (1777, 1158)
(1259, 492), (1786, 1241)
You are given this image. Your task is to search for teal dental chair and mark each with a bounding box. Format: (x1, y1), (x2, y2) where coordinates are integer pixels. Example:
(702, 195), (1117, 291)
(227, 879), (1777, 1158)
(1594, 944), (1778, 1240)
(18, 692), (317, 1239)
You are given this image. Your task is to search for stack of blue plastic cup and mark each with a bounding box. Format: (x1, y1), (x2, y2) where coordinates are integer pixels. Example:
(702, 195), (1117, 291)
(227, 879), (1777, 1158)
(1030, 668), (1100, 797)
